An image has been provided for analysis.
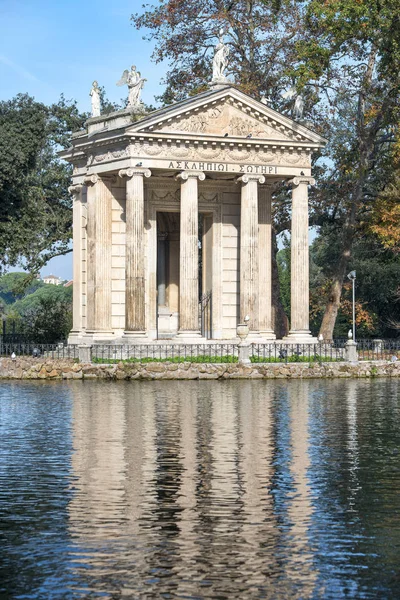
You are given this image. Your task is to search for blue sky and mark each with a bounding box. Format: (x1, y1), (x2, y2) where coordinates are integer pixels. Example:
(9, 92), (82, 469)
(0, 0), (167, 279)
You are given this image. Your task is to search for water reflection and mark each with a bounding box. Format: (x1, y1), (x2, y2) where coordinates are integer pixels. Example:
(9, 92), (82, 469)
(0, 379), (399, 599)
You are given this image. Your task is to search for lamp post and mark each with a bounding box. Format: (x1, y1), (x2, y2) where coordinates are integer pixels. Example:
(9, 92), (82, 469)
(347, 270), (356, 342)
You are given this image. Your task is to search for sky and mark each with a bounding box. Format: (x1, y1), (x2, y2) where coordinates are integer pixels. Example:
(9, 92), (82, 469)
(0, 0), (167, 279)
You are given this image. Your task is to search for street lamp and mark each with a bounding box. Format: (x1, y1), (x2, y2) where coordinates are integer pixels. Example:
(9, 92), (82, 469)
(347, 270), (356, 342)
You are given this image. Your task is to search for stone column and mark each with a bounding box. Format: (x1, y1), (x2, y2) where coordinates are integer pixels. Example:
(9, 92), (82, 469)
(258, 184), (276, 339)
(286, 177), (316, 341)
(84, 174), (114, 338)
(176, 170), (205, 338)
(237, 174), (265, 336)
(119, 168), (151, 338)
(68, 184), (83, 340)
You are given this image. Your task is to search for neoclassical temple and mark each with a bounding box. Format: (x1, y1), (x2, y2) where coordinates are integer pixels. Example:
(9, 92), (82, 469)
(63, 83), (325, 344)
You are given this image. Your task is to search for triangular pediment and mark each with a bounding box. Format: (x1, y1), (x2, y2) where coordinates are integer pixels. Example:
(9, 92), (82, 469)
(128, 86), (326, 147)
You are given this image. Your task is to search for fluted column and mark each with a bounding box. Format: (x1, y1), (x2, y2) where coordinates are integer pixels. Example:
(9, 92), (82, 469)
(237, 174), (265, 335)
(68, 184), (83, 339)
(258, 184), (276, 339)
(119, 167), (151, 337)
(286, 177), (315, 341)
(176, 170), (205, 337)
(84, 174), (114, 337)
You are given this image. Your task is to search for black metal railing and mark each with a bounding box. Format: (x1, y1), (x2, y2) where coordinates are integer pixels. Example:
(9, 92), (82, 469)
(0, 343), (79, 359)
(91, 343), (237, 363)
(1, 339), (399, 364)
(251, 342), (345, 363)
(356, 339), (400, 362)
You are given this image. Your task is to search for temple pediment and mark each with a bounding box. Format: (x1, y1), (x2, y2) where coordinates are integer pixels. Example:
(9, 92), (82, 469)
(129, 86), (326, 147)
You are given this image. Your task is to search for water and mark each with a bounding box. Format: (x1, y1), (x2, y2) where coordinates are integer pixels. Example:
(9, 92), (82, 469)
(0, 379), (399, 599)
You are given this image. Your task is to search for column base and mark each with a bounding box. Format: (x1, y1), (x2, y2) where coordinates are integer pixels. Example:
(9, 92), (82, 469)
(88, 330), (115, 342)
(122, 330), (148, 341)
(282, 330), (318, 344)
(247, 331), (263, 341)
(259, 330), (276, 341)
(68, 330), (83, 343)
(177, 330), (204, 341)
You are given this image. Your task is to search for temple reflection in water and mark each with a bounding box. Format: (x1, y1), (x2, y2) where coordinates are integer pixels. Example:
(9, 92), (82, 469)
(67, 381), (323, 597)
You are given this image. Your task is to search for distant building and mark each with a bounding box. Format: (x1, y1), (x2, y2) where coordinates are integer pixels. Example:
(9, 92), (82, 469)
(43, 274), (63, 286)
(64, 280), (73, 288)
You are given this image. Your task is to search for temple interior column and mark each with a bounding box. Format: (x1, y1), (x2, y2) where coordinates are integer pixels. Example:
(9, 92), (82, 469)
(84, 174), (114, 338)
(119, 167), (151, 338)
(69, 184), (83, 338)
(176, 170), (205, 338)
(258, 183), (276, 340)
(286, 177), (315, 341)
(237, 174), (265, 336)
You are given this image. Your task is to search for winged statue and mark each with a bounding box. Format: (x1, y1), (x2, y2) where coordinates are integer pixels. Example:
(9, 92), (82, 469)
(116, 65), (146, 107)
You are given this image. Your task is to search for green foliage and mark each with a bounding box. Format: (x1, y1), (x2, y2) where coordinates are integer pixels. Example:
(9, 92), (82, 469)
(250, 354), (341, 363)
(0, 272), (43, 306)
(0, 94), (87, 275)
(6, 284), (73, 343)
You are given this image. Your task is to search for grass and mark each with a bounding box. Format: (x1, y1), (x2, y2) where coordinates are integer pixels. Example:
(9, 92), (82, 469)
(92, 355), (239, 364)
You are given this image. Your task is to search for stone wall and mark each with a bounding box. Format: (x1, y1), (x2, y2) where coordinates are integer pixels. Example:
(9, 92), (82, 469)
(1, 357), (400, 380)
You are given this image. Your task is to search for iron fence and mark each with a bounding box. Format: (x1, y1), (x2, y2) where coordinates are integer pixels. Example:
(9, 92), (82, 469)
(91, 343), (237, 363)
(1, 339), (399, 364)
(356, 339), (400, 362)
(0, 343), (79, 359)
(251, 342), (346, 363)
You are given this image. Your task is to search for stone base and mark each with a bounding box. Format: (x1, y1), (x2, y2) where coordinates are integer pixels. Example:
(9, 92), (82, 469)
(68, 331), (85, 345)
(176, 330), (204, 341)
(122, 331), (148, 341)
(247, 331), (263, 341)
(259, 330), (276, 341)
(282, 330), (318, 344)
(89, 330), (115, 342)
(208, 78), (230, 90)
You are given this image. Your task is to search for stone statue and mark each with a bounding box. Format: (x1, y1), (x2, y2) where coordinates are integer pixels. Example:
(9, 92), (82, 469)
(90, 81), (101, 118)
(293, 95), (305, 120)
(116, 65), (146, 108)
(281, 86), (305, 120)
(212, 29), (229, 81)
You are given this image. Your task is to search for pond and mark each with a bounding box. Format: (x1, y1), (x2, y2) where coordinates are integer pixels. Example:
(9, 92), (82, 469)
(0, 379), (399, 599)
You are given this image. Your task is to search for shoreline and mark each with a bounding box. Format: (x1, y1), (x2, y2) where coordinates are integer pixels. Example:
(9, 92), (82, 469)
(0, 357), (399, 380)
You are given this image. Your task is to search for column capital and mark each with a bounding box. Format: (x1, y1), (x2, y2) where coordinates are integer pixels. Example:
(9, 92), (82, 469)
(236, 174), (265, 185)
(176, 170), (205, 182)
(289, 176), (315, 187)
(84, 173), (99, 186)
(119, 167), (152, 179)
(68, 183), (83, 196)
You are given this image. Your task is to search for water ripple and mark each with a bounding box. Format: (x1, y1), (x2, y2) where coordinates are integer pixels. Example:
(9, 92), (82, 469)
(0, 379), (399, 599)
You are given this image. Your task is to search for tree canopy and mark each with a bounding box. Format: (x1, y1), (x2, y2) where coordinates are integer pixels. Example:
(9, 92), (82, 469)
(0, 94), (87, 275)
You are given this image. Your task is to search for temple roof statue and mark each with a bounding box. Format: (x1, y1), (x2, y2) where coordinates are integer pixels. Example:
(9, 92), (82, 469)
(211, 29), (229, 84)
(90, 81), (101, 118)
(117, 65), (146, 108)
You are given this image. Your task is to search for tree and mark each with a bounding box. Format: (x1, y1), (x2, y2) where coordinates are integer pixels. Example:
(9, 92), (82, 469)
(0, 94), (87, 275)
(8, 284), (73, 343)
(290, 0), (400, 339)
(0, 272), (43, 306)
